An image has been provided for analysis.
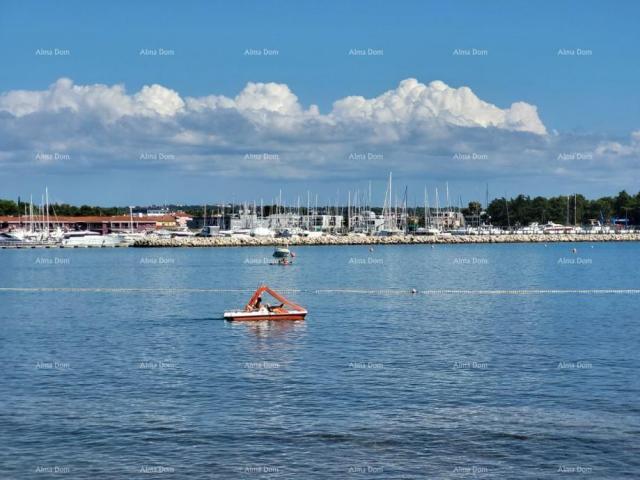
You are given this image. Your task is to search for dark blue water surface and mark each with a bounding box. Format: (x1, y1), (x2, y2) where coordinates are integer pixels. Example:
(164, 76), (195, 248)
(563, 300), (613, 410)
(1, 243), (639, 479)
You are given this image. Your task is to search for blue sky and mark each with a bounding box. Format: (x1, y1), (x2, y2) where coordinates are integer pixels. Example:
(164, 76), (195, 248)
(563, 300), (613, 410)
(1, 0), (639, 205)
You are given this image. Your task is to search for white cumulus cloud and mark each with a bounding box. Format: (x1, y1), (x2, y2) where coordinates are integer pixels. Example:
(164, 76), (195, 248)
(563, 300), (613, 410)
(12, 77), (632, 188)
(0, 78), (184, 121)
(330, 79), (547, 135)
(0, 77), (546, 135)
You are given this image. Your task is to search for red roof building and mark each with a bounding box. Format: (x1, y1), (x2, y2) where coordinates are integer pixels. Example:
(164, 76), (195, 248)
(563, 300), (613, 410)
(0, 214), (190, 233)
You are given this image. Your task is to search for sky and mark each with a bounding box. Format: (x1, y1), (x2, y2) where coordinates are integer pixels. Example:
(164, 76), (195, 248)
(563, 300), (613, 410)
(0, 0), (639, 206)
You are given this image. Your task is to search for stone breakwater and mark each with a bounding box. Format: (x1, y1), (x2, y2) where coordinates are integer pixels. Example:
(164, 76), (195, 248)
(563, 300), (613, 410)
(133, 233), (640, 248)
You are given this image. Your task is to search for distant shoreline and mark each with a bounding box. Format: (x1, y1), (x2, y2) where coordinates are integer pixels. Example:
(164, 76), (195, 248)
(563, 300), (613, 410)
(132, 233), (640, 248)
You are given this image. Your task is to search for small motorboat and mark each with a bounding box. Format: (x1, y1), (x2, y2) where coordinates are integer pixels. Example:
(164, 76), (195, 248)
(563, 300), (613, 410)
(224, 285), (307, 321)
(273, 247), (290, 258)
(272, 246), (294, 265)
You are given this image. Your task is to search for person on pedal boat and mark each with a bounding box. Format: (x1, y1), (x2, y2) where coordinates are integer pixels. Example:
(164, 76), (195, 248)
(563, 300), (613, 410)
(253, 296), (267, 312)
(267, 303), (284, 312)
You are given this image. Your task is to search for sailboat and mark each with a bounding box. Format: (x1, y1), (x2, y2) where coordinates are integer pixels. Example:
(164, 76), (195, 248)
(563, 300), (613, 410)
(375, 172), (402, 236)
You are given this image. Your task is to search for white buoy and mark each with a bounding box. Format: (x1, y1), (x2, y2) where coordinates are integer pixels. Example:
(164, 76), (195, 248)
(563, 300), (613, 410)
(411, 288), (417, 294)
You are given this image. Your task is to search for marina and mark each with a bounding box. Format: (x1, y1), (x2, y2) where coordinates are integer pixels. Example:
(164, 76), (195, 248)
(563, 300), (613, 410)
(2, 179), (639, 249)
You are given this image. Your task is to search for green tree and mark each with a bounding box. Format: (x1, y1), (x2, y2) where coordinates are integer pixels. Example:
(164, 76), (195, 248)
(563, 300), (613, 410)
(0, 199), (19, 216)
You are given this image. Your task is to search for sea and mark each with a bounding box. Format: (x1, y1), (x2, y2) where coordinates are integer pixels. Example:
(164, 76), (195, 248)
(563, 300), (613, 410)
(0, 243), (639, 479)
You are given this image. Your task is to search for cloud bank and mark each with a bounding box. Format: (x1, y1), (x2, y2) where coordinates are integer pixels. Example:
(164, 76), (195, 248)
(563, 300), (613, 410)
(0, 77), (546, 134)
(0, 77), (637, 194)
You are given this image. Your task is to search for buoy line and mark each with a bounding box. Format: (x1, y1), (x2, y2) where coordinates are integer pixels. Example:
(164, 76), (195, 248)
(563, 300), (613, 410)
(0, 287), (639, 296)
(0, 287), (300, 294)
(317, 289), (640, 295)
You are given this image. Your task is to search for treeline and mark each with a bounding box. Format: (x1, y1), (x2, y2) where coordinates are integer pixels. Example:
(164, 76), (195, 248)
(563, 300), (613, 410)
(478, 191), (640, 227)
(2, 190), (640, 226)
(0, 200), (125, 217)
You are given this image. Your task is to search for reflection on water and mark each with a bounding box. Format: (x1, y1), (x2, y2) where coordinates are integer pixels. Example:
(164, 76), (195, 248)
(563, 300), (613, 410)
(229, 319), (307, 341)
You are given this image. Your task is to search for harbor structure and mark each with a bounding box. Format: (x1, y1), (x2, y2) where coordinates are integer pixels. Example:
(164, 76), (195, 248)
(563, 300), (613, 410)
(0, 213), (190, 234)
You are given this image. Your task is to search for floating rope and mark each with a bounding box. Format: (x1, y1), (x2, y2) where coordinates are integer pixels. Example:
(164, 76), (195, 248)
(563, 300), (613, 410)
(0, 287), (638, 295)
(316, 288), (640, 295)
(0, 287), (299, 293)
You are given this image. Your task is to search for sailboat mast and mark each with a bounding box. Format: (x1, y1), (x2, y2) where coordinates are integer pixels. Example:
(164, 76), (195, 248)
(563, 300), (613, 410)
(446, 182), (450, 213)
(389, 173), (392, 227)
(306, 191), (310, 230)
(41, 194), (44, 233)
(45, 187), (49, 233)
(424, 186), (427, 228)
(426, 188), (431, 227)
(30, 195), (33, 233)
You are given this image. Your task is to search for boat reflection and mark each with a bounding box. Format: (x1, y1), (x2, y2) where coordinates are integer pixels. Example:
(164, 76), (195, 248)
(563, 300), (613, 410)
(229, 319), (307, 341)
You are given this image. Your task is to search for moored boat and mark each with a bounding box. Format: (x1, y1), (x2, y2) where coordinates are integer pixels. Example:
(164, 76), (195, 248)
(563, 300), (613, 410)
(62, 231), (127, 247)
(250, 226), (275, 237)
(273, 247), (290, 258)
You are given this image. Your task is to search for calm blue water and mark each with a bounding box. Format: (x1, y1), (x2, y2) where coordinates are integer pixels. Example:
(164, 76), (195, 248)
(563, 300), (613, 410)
(1, 243), (639, 479)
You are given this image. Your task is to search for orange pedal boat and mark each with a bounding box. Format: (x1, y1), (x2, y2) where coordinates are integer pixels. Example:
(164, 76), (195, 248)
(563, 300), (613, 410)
(224, 285), (307, 321)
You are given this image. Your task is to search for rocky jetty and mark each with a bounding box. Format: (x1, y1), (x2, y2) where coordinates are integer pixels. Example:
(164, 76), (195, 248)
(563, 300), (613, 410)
(133, 233), (640, 248)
